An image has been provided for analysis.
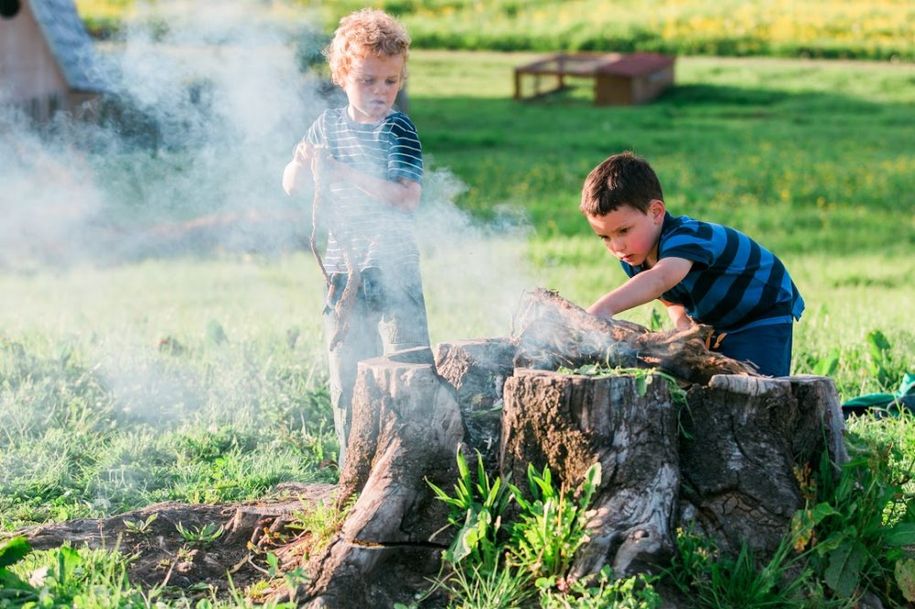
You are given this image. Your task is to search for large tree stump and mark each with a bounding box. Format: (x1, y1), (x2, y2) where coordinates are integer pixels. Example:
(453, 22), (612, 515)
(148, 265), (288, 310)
(292, 289), (846, 607)
(501, 369), (680, 578)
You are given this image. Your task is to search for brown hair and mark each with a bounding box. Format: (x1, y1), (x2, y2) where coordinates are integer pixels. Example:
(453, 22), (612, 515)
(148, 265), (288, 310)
(580, 151), (664, 215)
(325, 9), (411, 86)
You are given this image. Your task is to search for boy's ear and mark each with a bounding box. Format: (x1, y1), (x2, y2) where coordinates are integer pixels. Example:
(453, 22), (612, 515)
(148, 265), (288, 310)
(648, 199), (666, 222)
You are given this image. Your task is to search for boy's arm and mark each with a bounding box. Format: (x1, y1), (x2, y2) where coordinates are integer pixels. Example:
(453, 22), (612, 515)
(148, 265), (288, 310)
(323, 159), (421, 211)
(587, 257), (692, 319)
(661, 301), (694, 331)
(282, 142), (314, 196)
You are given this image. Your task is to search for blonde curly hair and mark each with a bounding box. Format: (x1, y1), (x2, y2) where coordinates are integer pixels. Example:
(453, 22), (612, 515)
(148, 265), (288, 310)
(325, 9), (411, 87)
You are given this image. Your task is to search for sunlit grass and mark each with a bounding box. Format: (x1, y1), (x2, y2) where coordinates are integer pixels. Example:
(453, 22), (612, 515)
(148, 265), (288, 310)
(75, 0), (915, 60)
(1, 51), (912, 555)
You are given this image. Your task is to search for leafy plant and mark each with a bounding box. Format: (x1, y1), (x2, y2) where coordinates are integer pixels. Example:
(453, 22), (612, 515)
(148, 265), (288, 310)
(429, 448), (513, 575)
(792, 441), (915, 604)
(865, 330), (901, 391)
(286, 495), (356, 561)
(437, 561), (533, 609)
(0, 536), (37, 605)
(556, 365), (688, 407)
(265, 551), (309, 603)
(665, 528), (819, 609)
(4, 542), (150, 608)
(509, 462), (601, 582)
(811, 349), (840, 378)
(175, 521), (224, 545)
(122, 511), (158, 535)
(539, 565), (662, 609)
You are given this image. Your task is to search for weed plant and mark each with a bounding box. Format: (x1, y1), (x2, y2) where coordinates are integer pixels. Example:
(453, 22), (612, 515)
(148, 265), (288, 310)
(792, 436), (915, 605)
(666, 529), (834, 609)
(430, 451), (660, 608)
(0, 536), (298, 608)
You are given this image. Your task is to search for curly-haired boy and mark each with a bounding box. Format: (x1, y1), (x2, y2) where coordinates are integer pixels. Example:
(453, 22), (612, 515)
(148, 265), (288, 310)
(282, 9), (429, 466)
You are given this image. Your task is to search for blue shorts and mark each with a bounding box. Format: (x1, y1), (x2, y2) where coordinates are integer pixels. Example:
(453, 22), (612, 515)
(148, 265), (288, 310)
(713, 322), (793, 377)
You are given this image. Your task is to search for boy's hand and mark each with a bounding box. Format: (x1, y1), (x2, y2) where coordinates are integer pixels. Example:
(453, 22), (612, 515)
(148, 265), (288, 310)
(296, 143), (340, 183)
(283, 142), (327, 196)
(293, 142), (321, 169)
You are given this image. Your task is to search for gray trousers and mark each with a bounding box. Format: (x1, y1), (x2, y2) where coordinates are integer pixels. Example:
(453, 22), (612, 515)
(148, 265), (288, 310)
(323, 266), (430, 467)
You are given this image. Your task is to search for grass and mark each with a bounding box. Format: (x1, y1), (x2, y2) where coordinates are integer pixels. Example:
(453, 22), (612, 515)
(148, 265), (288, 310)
(74, 0), (915, 61)
(404, 51), (914, 397)
(1, 47), (913, 605)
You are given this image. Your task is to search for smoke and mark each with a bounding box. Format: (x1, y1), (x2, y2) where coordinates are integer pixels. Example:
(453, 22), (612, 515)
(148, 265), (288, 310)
(0, 0), (534, 428)
(417, 168), (533, 340)
(1, 0), (325, 268)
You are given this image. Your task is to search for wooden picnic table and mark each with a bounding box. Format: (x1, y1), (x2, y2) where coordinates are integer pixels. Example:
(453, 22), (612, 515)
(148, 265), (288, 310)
(514, 52), (675, 106)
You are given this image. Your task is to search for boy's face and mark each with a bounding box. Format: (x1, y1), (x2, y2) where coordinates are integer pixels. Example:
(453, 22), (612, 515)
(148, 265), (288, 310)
(586, 200), (665, 267)
(342, 53), (405, 123)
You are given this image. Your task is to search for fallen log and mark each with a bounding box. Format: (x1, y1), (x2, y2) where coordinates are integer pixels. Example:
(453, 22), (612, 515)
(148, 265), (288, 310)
(512, 288), (756, 383)
(12, 484), (334, 591)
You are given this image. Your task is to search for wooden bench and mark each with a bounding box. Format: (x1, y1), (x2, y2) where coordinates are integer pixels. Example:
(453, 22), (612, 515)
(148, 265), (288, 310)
(513, 52), (675, 106)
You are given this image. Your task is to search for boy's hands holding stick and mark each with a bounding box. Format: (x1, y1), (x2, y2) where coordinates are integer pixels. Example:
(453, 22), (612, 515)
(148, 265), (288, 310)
(283, 142), (334, 196)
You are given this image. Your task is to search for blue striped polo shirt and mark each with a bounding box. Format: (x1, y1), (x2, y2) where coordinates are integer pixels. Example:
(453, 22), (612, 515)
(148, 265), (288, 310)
(621, 213), (805, 331)
(304, 108), (423, 274)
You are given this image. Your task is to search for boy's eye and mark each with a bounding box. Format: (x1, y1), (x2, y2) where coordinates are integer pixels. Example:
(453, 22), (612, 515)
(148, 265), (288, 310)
(386, 78), (399, 85)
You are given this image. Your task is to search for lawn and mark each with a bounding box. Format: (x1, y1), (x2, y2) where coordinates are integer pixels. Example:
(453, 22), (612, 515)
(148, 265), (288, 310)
(1, 47), (913, 607)
(76, 0), (915, 60)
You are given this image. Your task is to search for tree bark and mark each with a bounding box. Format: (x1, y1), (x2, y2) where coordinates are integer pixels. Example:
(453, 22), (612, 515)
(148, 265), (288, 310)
(678, 374), (847, 555)
(301, 347), (463, 609)
(501, 369), (680, 578)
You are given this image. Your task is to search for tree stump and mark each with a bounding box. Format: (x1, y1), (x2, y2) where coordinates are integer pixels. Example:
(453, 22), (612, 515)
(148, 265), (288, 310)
(434, 338), (517, 472)
(678, 374), (848, 556)
(301, 347), (464, 609)
(293, 290), (846, 608)
(501, 369), (680, 578)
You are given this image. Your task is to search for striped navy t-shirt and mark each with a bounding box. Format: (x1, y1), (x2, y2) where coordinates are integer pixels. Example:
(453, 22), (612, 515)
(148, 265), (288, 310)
(304, 108), (423, 274)
(621, 213), (805, 331)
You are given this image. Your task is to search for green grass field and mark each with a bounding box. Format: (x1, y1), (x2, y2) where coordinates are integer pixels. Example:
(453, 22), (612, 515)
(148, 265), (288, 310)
(76, 0), (915, 61)
(2, 49), (913, 606)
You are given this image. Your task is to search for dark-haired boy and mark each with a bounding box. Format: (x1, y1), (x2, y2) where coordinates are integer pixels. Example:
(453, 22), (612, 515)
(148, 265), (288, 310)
(580, 152), (804, 376)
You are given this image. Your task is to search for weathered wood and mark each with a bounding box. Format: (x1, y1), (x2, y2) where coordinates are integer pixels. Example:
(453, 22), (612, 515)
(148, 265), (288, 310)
(302, 347), (463, 609)
(678, 374), (846, 556)
(12, 484), (334, 590)
(501, 369), (680, 578)
(512, 288), (755, 383)
(434, 338), (517, 472)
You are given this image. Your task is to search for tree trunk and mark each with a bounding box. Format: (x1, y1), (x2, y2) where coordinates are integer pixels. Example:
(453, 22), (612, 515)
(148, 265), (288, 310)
(678, 374), (848, 555)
